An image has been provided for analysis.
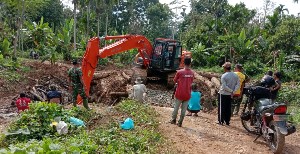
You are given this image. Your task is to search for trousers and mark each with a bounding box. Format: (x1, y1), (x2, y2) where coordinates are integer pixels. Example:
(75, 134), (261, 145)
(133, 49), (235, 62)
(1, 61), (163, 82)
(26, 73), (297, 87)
(218, 94), (232, 125)
(171, 98), (189, 124)
(72, 85), (89, 109)
(231, 95), (243, 115)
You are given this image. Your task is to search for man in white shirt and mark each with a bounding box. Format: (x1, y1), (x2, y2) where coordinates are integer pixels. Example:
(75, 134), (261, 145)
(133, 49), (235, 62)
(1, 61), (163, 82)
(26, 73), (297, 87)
(132, 77), (147, 103)
(217, 62), (240, 126)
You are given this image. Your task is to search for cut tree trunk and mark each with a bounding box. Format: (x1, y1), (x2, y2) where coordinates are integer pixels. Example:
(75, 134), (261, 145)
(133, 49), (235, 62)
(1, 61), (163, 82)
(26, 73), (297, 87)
(196, 71), (220, 79)
(110, 92), (128, 97)
(194, 72), (214, 88)
(122, 72), (130, 80)
(30, 91), (45, 102)
(211, 77), (221, 89)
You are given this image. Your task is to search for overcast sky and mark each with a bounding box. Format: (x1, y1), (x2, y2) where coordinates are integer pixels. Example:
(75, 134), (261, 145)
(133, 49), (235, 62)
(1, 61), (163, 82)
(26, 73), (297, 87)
(159, 0), (300, 15)
(62, 0), (300, 15)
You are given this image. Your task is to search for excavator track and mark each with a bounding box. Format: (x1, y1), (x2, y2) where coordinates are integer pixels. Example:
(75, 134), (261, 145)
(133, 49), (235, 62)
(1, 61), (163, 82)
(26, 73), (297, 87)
(167, 72), (176, 89)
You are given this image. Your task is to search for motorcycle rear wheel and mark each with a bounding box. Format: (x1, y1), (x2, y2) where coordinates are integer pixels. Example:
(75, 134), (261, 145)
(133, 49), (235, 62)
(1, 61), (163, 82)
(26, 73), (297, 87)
(241, 110), (257, 134)
(268, 120), (285, 154)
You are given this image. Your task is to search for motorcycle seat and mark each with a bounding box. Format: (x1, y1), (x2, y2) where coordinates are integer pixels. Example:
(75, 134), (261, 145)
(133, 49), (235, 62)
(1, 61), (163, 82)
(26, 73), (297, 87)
(256, 98), (273, 112)
(258, 105), (274, 113)
(257, 98), (273, 106)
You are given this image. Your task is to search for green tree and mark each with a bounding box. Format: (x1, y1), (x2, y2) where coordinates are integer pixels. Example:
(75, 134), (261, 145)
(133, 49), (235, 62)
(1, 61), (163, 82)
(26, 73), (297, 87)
(144, 3), (172, 41)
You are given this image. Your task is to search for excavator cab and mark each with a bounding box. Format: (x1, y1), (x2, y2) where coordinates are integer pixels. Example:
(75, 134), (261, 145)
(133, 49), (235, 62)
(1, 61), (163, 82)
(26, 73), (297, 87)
(150, 39), (182, 72)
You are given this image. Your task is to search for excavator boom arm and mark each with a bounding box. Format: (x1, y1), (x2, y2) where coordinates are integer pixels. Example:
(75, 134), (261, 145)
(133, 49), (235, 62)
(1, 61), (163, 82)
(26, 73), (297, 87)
(77, 35), (153, 103)
(98, 35), (153, 65)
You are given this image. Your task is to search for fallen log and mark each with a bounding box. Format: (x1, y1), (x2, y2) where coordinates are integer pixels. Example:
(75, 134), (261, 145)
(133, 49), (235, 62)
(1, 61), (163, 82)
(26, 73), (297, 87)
(41, 92), (47, 100)
(93, 72), (110, 80)
(194, 72), (218, 97)
(30, 90), (45, 101)
(196, 71), (220, 79)
(122, 72), (131, 80)
(211, 77), (221, 89)
(109, 92), (128, 97)
(194, 72), (214, 88)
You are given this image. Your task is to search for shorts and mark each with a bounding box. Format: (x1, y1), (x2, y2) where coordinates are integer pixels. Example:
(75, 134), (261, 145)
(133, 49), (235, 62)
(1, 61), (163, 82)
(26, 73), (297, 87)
(187, 107), (200, 113)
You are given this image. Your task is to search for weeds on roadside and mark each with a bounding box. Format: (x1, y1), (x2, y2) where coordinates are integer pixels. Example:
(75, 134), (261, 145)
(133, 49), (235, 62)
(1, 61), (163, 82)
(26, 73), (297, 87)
(3, 102), (97, 144)
(1, 99), (167, 153)
(278, 83), (300, 125)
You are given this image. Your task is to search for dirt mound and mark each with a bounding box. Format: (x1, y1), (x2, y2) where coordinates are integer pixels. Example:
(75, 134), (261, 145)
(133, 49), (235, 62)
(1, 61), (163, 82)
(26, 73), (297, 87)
(1, 60), (219, 111)
(0, 61), (70, 105)
(89, 70), (133, 104)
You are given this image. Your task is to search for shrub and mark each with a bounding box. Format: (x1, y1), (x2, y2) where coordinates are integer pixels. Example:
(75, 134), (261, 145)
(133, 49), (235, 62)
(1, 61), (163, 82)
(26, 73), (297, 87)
(278, 83), (300, 125)
(5, 102), (95, 143)
(1, 100), (166, 153)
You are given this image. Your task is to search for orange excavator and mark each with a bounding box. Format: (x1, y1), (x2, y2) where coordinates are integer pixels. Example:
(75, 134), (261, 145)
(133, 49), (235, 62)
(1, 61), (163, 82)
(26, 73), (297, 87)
(78, 34), (191, 103)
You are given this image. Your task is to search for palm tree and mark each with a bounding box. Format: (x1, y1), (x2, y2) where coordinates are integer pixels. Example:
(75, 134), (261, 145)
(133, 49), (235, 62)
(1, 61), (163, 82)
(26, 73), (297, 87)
(275, 4), (289, 18)
(72, 0), (78, 52)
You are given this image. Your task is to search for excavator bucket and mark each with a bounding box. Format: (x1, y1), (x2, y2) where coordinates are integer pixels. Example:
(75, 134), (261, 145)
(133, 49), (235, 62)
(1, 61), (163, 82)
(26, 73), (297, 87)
(77, 37), (100, 104)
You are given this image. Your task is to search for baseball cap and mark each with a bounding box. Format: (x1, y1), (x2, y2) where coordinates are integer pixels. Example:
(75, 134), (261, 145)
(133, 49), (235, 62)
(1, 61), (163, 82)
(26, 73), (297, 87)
(235, 64), (243, 70)
(222, 62), (231, 68)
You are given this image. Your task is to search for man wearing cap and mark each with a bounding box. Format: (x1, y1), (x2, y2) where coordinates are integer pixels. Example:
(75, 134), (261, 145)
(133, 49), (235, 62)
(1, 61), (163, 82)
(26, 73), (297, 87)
(132, 77), (147, 103)
(218, 62), (239, 125)
(68, 59), (90, 110)
(170, 58), (194, 127)
(231, 64), (246, 116)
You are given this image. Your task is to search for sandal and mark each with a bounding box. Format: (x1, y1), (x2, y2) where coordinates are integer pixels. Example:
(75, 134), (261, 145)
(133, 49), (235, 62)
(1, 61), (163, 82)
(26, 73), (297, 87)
(193, 114), (199, 117)
(186, 113), (192, 116)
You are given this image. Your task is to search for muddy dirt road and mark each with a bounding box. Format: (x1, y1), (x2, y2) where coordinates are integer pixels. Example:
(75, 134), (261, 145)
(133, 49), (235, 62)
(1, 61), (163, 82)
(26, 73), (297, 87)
(154, 107), (300, 154)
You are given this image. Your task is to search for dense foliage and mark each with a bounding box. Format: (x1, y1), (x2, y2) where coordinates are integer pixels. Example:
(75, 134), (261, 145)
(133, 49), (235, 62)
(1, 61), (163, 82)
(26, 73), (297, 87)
(4, 102), (96, 143)
(0, 100), (165, 153)
(278, 83), (300, 124)
(0, 0), (299, 80)
(0, 0), (300, 120)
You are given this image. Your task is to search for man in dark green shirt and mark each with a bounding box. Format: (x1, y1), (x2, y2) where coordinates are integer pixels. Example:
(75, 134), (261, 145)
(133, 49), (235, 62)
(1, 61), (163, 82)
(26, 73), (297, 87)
(68, 59), (90, 110)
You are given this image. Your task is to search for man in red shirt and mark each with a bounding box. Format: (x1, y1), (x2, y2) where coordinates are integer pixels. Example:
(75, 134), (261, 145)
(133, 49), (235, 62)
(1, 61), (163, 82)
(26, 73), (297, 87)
(170, 58), (194, 127)
(16, 93), (31, 113)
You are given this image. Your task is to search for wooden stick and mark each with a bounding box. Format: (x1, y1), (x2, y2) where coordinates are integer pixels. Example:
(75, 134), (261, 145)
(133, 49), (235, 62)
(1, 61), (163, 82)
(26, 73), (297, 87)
(211, 77), (221, 89)
(122, 72), (131, 80)
(30, 90), (45, 101)
(110, 92), (128, 97)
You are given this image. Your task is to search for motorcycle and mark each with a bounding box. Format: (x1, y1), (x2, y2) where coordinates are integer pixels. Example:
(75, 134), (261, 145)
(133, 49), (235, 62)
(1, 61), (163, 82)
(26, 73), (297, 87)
(240, 86), (296, 154)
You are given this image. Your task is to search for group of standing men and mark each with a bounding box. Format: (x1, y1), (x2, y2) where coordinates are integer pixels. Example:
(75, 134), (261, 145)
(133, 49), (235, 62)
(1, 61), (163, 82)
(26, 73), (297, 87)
(217, 62), (244, 125)
(169, 58), (282, 127)
(169, 59), (249, 127)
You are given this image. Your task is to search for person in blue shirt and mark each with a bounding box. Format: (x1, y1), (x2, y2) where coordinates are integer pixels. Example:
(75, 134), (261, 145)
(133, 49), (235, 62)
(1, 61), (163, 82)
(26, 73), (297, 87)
(186, 83), (202, 117)
(47, 84), (63, 104)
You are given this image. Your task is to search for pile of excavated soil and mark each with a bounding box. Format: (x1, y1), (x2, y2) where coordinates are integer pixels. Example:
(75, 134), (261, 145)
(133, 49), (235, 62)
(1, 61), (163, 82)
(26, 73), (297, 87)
(89, 69), (133, 104)
(0, 60), (220, 112)
(0, 61), (70, 105)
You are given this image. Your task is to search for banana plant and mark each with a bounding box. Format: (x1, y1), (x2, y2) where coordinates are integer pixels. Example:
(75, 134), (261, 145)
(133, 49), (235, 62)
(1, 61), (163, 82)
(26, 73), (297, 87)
(218, 28), (254, 63)
(58, 19), (74, 46)
(41, 45), (58, 65)
(25, 17), (55, 55)
(0, 38), (11, 58)
(57, 19), (74, 61)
